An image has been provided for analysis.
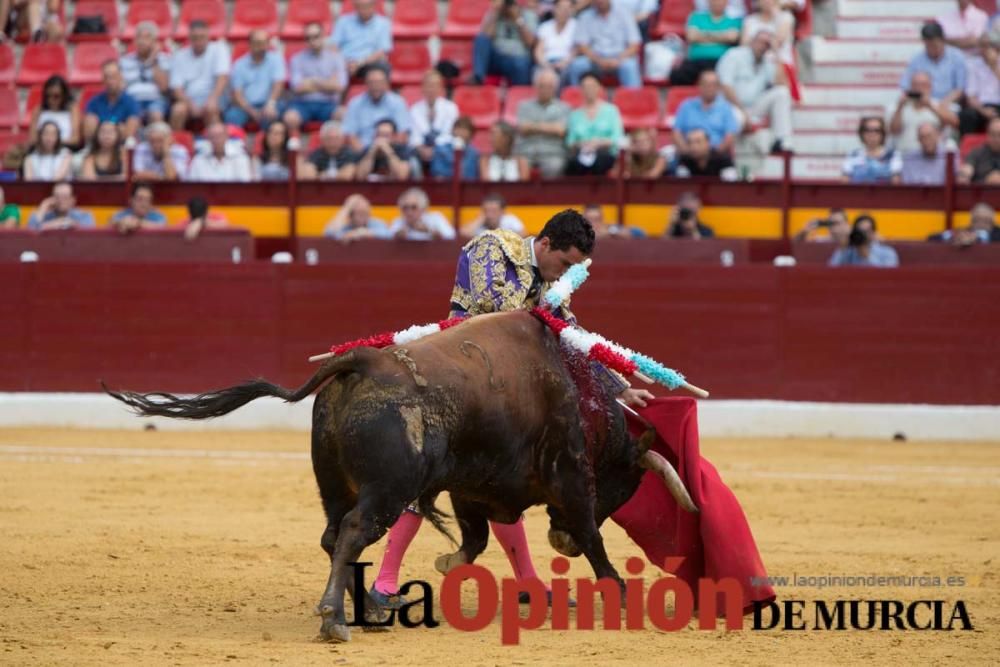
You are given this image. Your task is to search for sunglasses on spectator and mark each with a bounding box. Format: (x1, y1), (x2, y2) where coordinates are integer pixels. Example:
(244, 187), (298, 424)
(401, 203), (421, 210)
(862, 126), (883, 133)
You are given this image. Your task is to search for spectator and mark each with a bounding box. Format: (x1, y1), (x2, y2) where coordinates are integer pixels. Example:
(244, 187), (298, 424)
(324, 193), (390, 241)
(583, 201), (645, 238)
(409, 70), (459, 169)
(460, 192), (526, 238)
(119, 21), (171, 123)
(671, 0), (742, 86)
(718, 27), (794, 154)
(936, 0), (989, 56)
(132, 121), (190, 182)
(959, 116), (1000, 182)
(388, 187), (456, 240)
(889, 70), (959, 153)
(329, 0), (391, 78)
(534, 0), (576, 78)
(182, 195), (230, 241)
(514, 67), (569, 178)
(615, 0), (658, 41)
(901, 122), (960, 185)
(567, 0), (642, 88)
(356, 118), (412, 181)
(30, 75), (79, 148)
(829, 214), (899, 267)
(472, 0), (538, 85)
(959, 35), (1000, 135)
(23, 121), (71, 181)
(565, 71), (623, 175)
(428, 116), (481, 179)
(341, 65), (411, 152)
(673, 69), (741, 155)
(0, 186), (20, 229)
(225, 30), (286, 129)
(109, 181), (166, 233)
(253, 121), (291, 181)
(169, 20), (231, 130)
(83, 60), (141, 143)
(740, 0), (795, 63)
(188, 122), (253, 182)
(283, 22), (348, 135)
(666, 192), (715, 239)
(841, 116), (902, 184)
(673, 128), (738, 179)
(298, 120), (358, 180)
(612, 127), (667, 178)
(693, 0), (745, 19)
(482, 120), (530, 180)
(78, 120), (124, 181)
(929, 202), (1000, 244)
(901, 22), (966, 104)
(794, 207), (851, 244)
(1, 0), (62, 43)
(27, 182), (95, 230)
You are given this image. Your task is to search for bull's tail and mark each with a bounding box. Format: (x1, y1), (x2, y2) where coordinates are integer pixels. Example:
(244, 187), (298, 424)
(417, 493), (456, 546)
(102, 352), (365, 421)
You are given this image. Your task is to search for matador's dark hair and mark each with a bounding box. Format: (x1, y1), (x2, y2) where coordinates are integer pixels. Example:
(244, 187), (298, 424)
(538, 208), (596, 255)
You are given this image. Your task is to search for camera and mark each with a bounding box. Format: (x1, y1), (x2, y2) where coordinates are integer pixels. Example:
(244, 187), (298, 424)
(906, 90), (922, 100)
(677, 206), (695, 222)
(848, 228), (869, 247)
(815, 219), (833, 228)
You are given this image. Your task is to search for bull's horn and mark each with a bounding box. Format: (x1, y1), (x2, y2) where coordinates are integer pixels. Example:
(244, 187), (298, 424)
(641, 450), (698, 513)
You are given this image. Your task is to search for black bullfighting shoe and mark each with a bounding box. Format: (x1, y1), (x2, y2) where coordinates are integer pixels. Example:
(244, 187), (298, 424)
(368, 586), (411, 610)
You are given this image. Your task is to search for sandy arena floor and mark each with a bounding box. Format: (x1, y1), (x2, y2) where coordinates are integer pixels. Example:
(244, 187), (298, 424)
(0, 428), (997, 666)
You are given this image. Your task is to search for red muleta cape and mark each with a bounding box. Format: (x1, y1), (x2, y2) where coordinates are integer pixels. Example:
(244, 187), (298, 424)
(610, 397), (776, 613)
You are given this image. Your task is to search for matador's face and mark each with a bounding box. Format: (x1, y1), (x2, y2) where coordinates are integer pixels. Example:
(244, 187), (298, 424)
(536, 237), (587, 283)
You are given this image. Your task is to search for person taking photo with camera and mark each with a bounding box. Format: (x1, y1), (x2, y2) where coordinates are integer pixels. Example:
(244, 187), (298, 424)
(828, 214), (900, 268)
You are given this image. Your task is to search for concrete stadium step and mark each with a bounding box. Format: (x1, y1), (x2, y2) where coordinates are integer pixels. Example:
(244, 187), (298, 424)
(799, 84), (900, 107)
(811, 63), (906, 86)
(758, 154), (844, 181)
(794, 130), (863, 154)
(837, 0), (954, 18)
(792, 106), (886, 131)
(835, 16), (930, 39)
(810, 36), (922, 63)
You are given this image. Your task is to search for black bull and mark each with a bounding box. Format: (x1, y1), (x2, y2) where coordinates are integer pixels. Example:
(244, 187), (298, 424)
(105, 310), (696, 642)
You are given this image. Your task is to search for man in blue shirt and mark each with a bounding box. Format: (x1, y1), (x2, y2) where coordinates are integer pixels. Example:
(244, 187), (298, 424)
(900, 22), (967, 103)
(567, 0), (643, 88)
(341, 65), (411, 152)
(27, 183), (96, 230)
(110, 182), (168, 234)
(828, 215), (900, 268)
(224, 30), (287, 128)
(329, 0), (392, 78)
(84, 60), (141, 143)
(672, 69), (741, 154)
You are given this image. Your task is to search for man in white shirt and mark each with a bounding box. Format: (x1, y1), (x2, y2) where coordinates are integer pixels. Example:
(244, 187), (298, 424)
(409, 70), (459, 169)
(889, 70), (959, 154)
(534, 0), (576, 77)
(169, 20), (231, 130)
(132, 122), (190, 182)
(187, 122), (253, 182)
(459, 193), (526, 238)
(388, 187), (456, 240)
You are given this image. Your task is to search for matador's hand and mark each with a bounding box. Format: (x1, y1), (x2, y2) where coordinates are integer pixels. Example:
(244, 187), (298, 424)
(619, 388), (654, 408)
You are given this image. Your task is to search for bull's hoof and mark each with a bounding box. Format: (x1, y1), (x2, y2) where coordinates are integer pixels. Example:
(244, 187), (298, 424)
(548, 529), (582, 557)
(320, 620), (351, 643)
(434, 551), (468, 575)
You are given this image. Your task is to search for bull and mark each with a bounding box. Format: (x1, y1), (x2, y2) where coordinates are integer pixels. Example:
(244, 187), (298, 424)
(105, 310), (696, 642)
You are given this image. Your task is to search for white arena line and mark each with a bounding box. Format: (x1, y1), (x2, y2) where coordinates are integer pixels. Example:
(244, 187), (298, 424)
(0, 444), (309, 461)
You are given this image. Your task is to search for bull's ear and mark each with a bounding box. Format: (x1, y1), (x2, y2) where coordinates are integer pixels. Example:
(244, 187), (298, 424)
(637, 428), (656, 455)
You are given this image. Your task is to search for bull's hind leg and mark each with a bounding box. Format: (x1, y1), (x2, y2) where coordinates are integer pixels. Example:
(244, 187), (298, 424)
(435, 497), (489, 575)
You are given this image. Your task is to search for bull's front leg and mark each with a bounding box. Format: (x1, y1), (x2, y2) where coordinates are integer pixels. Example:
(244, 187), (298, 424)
(435, 497), (489, 574)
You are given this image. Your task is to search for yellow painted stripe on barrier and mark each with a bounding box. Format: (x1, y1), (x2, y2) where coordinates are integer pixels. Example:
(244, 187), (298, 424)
(788, 208), (946, 240)
(296, 206), (454, 236)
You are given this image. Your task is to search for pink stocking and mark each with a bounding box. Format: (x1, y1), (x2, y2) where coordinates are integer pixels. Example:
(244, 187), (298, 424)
(490, 517), (545, 586)
(373, 510), (423, 595)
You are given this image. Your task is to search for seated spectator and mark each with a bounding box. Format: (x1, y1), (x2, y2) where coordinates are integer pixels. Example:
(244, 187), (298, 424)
(959, 36), (1000, 135)
(23, 121), (71, 181)
(829, 214), (899, 268)
(27, 182), (95, 230)
(673, 69), (741, 155)
(1, 0), (63, 43)
(356, 118), (412, 181)
(78, 120), (124, 181)
(253, 121), (291, 181)
(428, 116), (481, 180)
(389, 187), (456, 240)
(534, 0), (576, 79)
(109, 182), (167, 233)
(740, 0), (795, 63)
(583, 201), (645, 238)
(671, 0), (742, 86)
(672, 128), (738, 179)
(937, 0), (989, 56)
(958, 116), (1000, 182)
(225, 30), (286, 129)
(514, 67), (569, 178)
(901, 22), (967, 104)
(889, 70), (959, 153)
(182, 196), (230, 241)
(565, 71), (623, 175)
(794, 207), (851, 244)
(472, 0), (538, 85)
(30, 75), (80, 148)
(169, 20), (231, 130)
(929, 202), (1000, 244)
(901, 122), (960, 185)
(694, 0), (746, 19)
(283, 22), (348, 135)
(482, 121), (530, 181)
(718, 28), (794, 153)
(841, 116), (902, 184)
(323, 193), (390, 241)
(83, 60), (141, 143)
(612, 127), (667, 178)
(187, 122), (253, 182)
(666, 192), (715, 239)
(460, 193), (526, 238)
(341, 65), (411, 153)
(132, 121), (190, 182)
(616, 0), (658, 41)
(119, 21), (171, 123)
(328, 0), (391, 78)
(0, 186), (20, 229)
(409, 70), (459, 169)
(298, 120), (358, 180)
(567, 0), (642, 88)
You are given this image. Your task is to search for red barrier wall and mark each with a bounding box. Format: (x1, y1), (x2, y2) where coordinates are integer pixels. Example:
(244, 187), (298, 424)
(3, 262), (999, 405)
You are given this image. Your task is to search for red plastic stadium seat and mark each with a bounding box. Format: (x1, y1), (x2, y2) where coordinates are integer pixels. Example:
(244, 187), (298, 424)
(280, 0), (333, 40)
(793, 0), (813, 41)
(469, 128), (492, 154)
(345, 84), (366, 104)
(960, 133), (988, 159)
(231, 41), (251, 62)
(0, 43), (15, 87)
(0, 130), (29, 155)
(663, 85), (697, 127)
(0, 89), (20, 128)
(340, 0), (386, 15)
(559, 85), (607, 108)
(614, 87), (662, 130)
(651, 0), (693, 38)
(16, 43), (68, 87)
(501, 86), (533, 125)
(443, 0), (491, 38)
(70, 0), (119, 42)
(452, 85), (500, 129)
(231, 0), (280, 40)
(175, 0), (228, 40)
(121, 0), (173, 40)
(438, 39), (474, 78)
(172, 130), (195, 154)
(392, 0), (439, 38)
(69, 42), (119, 86)
(283, 40), (307, 66)
(397, 84), (424, 107)
(388, 41), (431, 85)
(22, 85), (42, 128)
